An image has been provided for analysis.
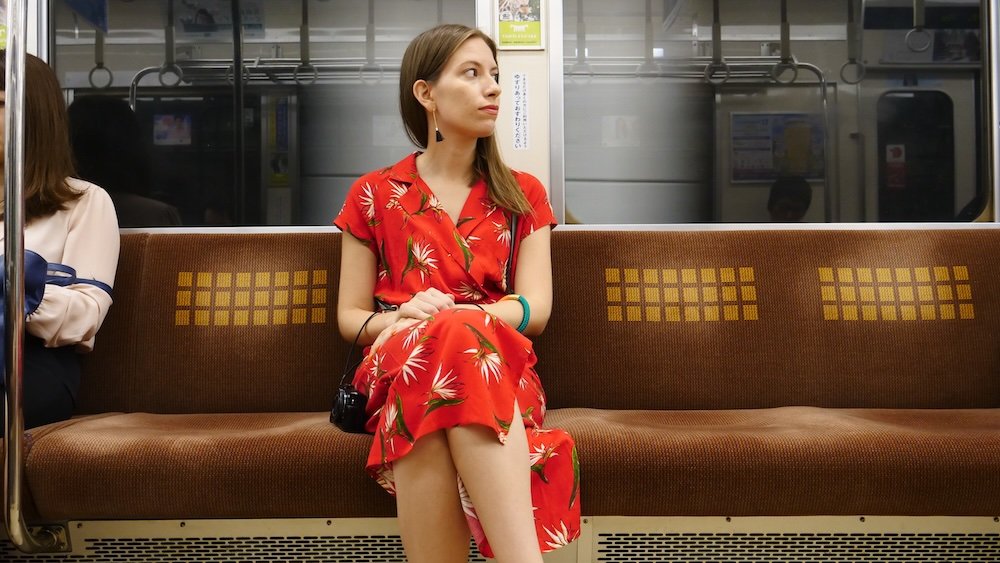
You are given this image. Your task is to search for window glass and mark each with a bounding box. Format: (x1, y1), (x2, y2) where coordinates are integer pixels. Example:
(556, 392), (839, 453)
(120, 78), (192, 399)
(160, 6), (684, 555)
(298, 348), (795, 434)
(562, 0), (985, 224)
(53, 0), (475, 227)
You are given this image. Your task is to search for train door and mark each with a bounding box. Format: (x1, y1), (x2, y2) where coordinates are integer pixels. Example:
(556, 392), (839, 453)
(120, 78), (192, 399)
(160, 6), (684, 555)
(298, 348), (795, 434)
(857, 0), (984, 221)
(858, 71), (979, 221)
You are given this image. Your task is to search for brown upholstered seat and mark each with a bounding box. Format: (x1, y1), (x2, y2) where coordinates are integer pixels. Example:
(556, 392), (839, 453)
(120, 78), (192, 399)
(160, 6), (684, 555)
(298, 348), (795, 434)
(25, 413), (394, 521)
(548, 407), (1000, 517)
(18, 228), (1000, 523)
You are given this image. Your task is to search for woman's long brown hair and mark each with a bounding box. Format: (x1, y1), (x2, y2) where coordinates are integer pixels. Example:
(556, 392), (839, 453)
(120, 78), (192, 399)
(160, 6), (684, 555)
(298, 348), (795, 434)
(0, 50), (80, 222)
(399, 24), (531, 215)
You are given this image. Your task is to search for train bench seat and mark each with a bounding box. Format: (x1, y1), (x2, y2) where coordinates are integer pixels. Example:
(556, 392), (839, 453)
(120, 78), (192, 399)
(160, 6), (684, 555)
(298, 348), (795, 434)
(16, 228), (1000, 531)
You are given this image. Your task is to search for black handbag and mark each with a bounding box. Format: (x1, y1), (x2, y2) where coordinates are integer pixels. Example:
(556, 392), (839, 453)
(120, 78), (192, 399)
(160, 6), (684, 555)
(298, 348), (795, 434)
(330, 305), (391, 433)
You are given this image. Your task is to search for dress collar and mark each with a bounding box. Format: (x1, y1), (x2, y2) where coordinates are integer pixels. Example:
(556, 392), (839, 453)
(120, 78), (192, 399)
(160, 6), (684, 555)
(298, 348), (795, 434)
(385, 152), (421, 185)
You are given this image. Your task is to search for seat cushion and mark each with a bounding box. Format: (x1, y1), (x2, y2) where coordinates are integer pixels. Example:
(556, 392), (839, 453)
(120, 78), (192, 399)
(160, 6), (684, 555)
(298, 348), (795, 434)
(25, 413), (395, 521)
(25, 407), (1000, 521)
(545, 407), (1000, 517)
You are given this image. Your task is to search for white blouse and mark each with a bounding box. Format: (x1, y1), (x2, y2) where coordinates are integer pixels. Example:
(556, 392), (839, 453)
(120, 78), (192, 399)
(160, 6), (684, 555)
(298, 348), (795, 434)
(1, 178), (120, 351)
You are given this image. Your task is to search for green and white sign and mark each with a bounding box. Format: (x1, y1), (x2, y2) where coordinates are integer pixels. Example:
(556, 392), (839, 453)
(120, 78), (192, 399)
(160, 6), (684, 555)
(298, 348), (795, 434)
(497, 0), (543, 50)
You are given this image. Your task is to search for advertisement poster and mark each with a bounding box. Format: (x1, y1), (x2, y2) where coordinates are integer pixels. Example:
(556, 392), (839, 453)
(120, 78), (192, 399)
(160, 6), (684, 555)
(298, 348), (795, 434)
(153, 114), (193, 146)
(497, 0), (543, 49)
(64, 0), (109, 33)
(175, 0), (264, 41)
(730, 113), (825, 183)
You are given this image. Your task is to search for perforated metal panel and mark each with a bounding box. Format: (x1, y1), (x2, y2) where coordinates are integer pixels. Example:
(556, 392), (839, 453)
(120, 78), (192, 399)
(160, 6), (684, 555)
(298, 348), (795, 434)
(1, 520), (493, 563)
(2, 535), (488, 562)
(595, 532), (1000, 562)
(587, 516), (1000, 563)
(5, 516), (997, 562)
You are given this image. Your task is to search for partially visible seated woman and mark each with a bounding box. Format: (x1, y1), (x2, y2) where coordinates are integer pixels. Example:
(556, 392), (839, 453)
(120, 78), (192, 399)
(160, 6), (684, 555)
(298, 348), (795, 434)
(0, 51), (120, 433)
(68, 95), (181, 228)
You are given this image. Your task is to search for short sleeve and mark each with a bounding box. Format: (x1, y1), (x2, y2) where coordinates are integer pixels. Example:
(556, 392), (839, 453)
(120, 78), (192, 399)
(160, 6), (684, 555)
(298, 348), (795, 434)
(516, 172), (558, 239)
(334, 177), (379, 252)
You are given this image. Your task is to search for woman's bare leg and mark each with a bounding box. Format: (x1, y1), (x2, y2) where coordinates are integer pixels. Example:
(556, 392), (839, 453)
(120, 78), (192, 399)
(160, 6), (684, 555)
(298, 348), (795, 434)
(446, 400), (543, 563)
(393, 430), (471, 563)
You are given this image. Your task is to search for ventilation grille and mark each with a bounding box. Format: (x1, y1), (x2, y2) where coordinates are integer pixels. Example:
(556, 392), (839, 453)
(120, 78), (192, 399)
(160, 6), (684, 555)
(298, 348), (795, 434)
(596, 532), (1000, 562)
(3, 535), (488, 562)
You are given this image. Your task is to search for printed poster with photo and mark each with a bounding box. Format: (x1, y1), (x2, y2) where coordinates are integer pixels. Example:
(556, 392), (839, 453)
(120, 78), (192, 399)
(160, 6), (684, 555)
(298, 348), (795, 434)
(730, 113), (825, 183)
(497, 0), (544, 49)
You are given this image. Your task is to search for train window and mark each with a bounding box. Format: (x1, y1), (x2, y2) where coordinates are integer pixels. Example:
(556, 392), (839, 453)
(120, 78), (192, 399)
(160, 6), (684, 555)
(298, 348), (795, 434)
(45, 0), (990, 226)
(560, 0), (987, 224)
(52, 0), (475, 228)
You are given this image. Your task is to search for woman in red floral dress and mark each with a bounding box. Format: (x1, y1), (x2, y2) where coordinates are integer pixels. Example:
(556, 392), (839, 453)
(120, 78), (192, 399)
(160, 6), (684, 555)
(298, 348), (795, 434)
(335, 24), (580, 563)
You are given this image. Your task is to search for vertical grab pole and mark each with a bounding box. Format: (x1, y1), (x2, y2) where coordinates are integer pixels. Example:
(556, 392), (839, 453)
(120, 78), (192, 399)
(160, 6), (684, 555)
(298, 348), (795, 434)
(986, 0), (1000, 219)
(231, 0), (246, 224)
(3, 0), (30, 548)
(2, 0), (63, 552)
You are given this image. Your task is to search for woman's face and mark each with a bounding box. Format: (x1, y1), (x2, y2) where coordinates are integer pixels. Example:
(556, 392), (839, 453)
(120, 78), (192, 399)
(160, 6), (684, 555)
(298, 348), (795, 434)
(429, 37), (501, 141)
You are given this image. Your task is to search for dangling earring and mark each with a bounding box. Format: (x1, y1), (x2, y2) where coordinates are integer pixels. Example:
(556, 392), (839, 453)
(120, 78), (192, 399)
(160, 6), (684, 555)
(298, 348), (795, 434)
(433, 110), (444, 143)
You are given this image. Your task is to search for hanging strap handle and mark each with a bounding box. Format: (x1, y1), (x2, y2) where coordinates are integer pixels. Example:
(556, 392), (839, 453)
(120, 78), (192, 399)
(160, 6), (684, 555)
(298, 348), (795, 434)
(294, 0), (318, 85)
(905, 0), (932, 52)
(704, 0), (730, 85)
(840, 0), (866, 84)
(88, 30), (113, 89)
(770, 0), (799, 84)
(159, 0), (183, 86)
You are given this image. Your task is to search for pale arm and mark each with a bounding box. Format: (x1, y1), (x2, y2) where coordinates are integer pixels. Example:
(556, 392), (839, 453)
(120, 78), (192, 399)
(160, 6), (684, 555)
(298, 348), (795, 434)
(337, 233), (391, 346)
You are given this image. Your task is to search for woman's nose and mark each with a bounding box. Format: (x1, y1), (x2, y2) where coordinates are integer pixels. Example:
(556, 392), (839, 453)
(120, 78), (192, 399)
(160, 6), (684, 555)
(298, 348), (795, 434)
(486, 78), (501, 97)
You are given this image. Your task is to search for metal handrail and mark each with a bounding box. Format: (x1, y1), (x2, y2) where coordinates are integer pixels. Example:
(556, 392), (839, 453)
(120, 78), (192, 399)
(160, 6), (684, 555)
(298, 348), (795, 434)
(562, 55), (825, 82)
(2, 0), (67, 553)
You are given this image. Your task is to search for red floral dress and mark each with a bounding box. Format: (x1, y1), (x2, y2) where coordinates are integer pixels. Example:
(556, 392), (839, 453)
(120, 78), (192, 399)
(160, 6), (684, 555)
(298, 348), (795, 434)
(334, 153), (580, 556)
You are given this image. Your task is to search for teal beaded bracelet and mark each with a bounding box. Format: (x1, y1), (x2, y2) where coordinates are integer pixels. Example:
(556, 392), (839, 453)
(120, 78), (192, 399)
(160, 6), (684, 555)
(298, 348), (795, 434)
(502, 294), (531, 333)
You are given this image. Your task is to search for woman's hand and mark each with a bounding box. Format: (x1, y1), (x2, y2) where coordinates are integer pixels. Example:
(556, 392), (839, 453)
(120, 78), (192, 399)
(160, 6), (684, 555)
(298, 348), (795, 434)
(369, 289), (454, 353)
(395, 288), (456, 320)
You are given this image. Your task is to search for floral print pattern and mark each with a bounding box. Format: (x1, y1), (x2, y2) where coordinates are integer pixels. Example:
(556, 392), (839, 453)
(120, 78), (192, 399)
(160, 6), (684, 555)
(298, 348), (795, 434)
(335, 153), (579, 557)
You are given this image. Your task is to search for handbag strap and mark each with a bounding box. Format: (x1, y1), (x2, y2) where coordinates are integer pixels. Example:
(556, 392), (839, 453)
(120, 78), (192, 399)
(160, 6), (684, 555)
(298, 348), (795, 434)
(45, 262), (114, 296)
(340, 300), (396, 386)
(506, 213), (518, 293)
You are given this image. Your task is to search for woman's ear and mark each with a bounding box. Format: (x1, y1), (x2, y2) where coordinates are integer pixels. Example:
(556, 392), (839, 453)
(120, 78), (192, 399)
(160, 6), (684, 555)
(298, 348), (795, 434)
(413, 79), (434, 112)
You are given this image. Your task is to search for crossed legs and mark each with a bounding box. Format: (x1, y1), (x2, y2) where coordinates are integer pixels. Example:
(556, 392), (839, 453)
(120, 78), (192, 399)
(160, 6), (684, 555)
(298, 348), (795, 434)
(393, 400), (543, 563)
